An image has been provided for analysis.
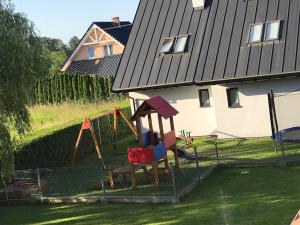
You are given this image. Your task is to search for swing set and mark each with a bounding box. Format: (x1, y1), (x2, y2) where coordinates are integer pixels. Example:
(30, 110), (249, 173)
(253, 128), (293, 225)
(72, 108), (137, 168)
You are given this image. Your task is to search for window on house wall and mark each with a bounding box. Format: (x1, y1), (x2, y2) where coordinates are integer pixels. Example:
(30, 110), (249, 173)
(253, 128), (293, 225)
(227, 88), (240, 108)
(160, 38), (174, 54)
(174, 36), (189, 53)
(265, 21), (280, 41)
(248, 24), (263, 43)
(104, 45), (113, 56)
(88, 47), (95, 59)
(199, 89), (210, 107)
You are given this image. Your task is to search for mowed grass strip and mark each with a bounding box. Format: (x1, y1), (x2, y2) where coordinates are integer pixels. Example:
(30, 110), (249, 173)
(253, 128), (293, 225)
(20, 99), (130, 145)
(1, 167), (300, 225)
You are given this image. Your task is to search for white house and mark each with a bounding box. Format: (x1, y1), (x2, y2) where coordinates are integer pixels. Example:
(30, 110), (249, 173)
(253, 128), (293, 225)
(112, 0), (300, 139)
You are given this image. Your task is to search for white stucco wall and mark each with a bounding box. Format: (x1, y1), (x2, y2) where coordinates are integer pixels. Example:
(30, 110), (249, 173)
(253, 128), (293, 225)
(128, 77), (300, 139)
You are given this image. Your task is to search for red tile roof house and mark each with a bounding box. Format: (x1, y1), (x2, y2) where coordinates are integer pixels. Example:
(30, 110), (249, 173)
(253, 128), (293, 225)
(62, 17), (132, 78)
(112, 0), (300, 139)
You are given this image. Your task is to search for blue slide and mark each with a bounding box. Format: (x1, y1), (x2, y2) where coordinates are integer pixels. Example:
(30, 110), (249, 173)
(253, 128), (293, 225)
(176, 146), (196, 160)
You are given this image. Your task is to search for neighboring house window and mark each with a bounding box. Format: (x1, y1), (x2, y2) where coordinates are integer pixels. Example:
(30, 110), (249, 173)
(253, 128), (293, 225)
(160, 38), (174, 54)
(248, 24), (263, 43)
(264, 21), (280, 41)
(227, 88), (240, 108)
(88, 47), (95, 59)
(104, 45), (113, 56)
(174, 36), (189, 53)
(199, 89), (210, 107)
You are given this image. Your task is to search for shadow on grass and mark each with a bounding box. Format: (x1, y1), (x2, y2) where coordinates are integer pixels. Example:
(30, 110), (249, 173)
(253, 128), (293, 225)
(1, 167), (300, 225)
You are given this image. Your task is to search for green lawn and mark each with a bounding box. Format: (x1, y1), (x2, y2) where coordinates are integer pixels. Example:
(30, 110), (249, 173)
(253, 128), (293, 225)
(1, 167), (300, 225)
(39, 136), (300, 198)
(20, 99), (130, 145)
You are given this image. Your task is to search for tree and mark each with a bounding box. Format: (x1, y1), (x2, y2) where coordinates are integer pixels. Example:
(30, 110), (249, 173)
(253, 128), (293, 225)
(0, 1), (49, 178)
(67, 36), (80, 56)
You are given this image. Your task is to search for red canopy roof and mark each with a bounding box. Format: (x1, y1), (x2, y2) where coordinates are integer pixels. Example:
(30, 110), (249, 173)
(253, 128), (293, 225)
(131, 96), (179, 120)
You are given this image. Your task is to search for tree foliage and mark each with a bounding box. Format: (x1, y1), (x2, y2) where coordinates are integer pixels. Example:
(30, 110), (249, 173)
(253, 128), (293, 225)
(67, 36), (80, 56)
(0, 1), (49, 178)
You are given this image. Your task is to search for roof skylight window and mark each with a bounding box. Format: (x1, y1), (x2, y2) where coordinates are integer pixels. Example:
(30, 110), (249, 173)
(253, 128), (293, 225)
(265, 21), (280, 41)
(248, 24), (263, 43)
(174, 36), (189, 53)
(160, 38), (174, 54)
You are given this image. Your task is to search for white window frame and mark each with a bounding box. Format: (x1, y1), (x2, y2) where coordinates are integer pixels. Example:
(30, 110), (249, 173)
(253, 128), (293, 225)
(104, 45), (113, 56)
(227, 88), (241, 108)
(199, 89), (210, 107)
(160, 38), (175, 55)
(88, 47), (95, 59)
(174, 35), (189, 54)
(264, 20), (281, 41)
(248, 23), (264, 44)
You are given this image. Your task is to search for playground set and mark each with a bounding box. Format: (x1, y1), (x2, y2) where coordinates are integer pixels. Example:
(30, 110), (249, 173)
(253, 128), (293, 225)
(72, 108), (138, 169)
(71, 96), (198, 190)
(109, 96), (180, 189)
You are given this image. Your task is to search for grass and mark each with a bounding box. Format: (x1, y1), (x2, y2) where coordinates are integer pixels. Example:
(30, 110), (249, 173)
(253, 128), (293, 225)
(20, 99), (130, 145)
(1, 167), (300, 225)
(38, 135), (300, 198)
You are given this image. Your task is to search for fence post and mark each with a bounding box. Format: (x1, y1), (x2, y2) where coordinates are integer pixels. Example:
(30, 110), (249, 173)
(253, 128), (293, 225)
(193, 147), (201, 180)
(37, 168), (43, 203)
(170, 163), (177, 199)
(1, 173), (9, 206)
(99, 165), (106, 201)
(280, 140), (287, 167)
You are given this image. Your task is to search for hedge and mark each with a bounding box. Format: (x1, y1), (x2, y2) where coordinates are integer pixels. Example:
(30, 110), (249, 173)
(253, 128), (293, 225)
(15, 107), (133, 169)
(31, 73), (116, 105)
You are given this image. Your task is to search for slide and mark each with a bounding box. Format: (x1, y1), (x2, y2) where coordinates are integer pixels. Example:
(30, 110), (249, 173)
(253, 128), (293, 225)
(176, 146), (196, 160)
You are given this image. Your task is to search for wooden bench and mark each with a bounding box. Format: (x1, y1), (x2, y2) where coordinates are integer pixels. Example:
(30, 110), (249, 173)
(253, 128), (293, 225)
(108, 164), (148, 189)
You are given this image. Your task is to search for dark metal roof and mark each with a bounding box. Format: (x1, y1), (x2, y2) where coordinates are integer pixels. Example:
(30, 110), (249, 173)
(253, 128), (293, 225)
(97, 54), (122, 78)
(93, 22), (131, 30)
(66, 54), (122, 77)
(94, 22), (132, 45)
(113, 0), (300, 92)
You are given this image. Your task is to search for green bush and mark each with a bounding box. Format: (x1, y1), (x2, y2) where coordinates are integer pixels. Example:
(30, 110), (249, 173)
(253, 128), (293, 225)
(33, 74), (115, 105)
(14, 107), (133, 169)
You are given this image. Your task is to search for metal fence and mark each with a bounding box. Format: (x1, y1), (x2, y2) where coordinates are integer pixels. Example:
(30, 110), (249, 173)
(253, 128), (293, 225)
(5, 135), (299, 204)
(0, 169), (43, 204)
(0, 139), (219, 204)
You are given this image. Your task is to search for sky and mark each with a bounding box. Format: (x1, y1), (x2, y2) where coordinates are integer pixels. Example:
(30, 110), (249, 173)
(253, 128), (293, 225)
(12, 0), (140, 44)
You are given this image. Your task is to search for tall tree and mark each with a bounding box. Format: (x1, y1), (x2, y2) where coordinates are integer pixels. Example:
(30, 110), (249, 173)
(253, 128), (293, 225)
(0, 1), (49, 178)
(67, 36), (80, 56)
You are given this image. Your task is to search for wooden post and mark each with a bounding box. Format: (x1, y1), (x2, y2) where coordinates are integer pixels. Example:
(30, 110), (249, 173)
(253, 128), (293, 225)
(170, 117), (175, 131)
(118, 109), (138, 136)
(109, 167), (115, 189)
(130, 164), (137, 189)
(136, 118), (143, 146)
(147, 113), (154, 144)
(90, 126), (105, 169)
(72, 125), (84, 164)
(113, 109), (118, 132)
(152, 161), (160, 188)
(158, 114), (165, 141)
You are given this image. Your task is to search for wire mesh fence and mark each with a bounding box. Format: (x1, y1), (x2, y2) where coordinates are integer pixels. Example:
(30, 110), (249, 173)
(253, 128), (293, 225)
(0, 169), (43, 204)
(1, 144), (219, 204)
(7, 134), (300, 204)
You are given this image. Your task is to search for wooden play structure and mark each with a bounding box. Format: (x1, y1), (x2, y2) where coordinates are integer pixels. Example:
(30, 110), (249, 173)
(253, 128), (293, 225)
(109, 96), (179, 189)
(72, 108), (137, 168)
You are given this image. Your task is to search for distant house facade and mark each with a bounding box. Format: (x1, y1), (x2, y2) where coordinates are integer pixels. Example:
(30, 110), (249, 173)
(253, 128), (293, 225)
(112, 0), (300, 139)
(62, 17), (132, 77)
